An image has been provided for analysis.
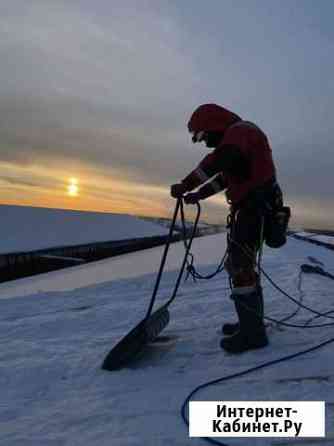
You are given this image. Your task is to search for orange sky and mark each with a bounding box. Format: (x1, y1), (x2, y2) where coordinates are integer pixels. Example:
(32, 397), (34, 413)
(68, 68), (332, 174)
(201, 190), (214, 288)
(1, 3), (333, 230)
(2, 157), (333, 230)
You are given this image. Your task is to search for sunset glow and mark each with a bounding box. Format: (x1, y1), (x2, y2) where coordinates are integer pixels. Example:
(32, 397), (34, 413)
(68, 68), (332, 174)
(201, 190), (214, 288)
(1, 2), (334, 229)
(67, 178), (79, 197)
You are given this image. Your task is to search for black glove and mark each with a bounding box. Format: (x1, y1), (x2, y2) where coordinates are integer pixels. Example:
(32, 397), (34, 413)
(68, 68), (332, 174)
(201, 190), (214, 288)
(184, 192), (200, 204)
(170, 183), (187, 198)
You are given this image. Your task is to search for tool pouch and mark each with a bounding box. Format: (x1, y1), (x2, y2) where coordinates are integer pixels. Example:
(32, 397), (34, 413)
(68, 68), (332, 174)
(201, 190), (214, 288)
(264, 206), (291, 248)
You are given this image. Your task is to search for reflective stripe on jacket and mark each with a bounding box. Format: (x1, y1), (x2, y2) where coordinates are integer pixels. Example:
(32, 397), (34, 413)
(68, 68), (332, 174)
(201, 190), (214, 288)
(182, 121), (276, 205)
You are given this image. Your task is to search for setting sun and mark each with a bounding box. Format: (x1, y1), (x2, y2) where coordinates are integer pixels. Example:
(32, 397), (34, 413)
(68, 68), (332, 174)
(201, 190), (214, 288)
(67, 178), (79, 197)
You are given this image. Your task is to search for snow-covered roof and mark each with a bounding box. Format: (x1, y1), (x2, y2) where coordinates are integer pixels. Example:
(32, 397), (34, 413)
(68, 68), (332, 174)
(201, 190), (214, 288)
(294, 231), (318, 238)
(0, 235), (333, 443)
(294, 231), (334, 248)
(0, 204), (168, 255)
(310, 235), (334, 246)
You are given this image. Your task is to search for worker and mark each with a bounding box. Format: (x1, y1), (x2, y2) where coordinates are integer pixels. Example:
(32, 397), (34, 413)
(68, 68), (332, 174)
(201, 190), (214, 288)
(171, 104), (290, 353)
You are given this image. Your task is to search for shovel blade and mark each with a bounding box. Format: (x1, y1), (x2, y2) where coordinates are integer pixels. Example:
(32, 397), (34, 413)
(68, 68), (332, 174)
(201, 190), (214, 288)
(101, 307), (170, 371)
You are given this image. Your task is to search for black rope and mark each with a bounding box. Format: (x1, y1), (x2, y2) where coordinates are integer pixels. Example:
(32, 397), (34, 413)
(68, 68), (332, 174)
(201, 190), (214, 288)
(179, 205), (228, 282)
(261, 267), (334, 323)
(304, 310), (334, 327)
(179, 208), (334, 326)
(164, 200), (201, 308)
(275, 268), (304, 325)
(228, 235), (334, 324)
(145, 199), (181, 318)
(145, 198), (201, 318)
(176, 209), (334, 445)
(181, 335), (334, 446)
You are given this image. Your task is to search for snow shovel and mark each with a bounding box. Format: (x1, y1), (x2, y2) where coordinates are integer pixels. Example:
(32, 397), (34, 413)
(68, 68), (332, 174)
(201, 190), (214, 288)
(101, 306), (170, 370)
(101, 199), (200, 371)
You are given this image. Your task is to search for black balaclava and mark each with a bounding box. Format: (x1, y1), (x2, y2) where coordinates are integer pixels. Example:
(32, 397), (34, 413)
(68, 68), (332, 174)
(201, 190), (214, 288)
(205, 131), (225, 148)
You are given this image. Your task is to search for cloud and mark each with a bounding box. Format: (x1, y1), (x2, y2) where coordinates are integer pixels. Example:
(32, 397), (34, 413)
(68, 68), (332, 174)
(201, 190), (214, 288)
(0, 1), (200, 183)
(0, 1), (199, 113)
(276, 141), (333, 201)
(0, 1), (333, 227)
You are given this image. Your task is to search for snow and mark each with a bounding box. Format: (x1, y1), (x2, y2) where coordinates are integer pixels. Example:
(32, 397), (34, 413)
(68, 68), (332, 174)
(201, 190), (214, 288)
(1, 234), (334, 445)
(294, 231), (334, 249)
(310, 235), (334, 246)
(294, 231), (318, 238)
(0, 204), (168, 254)
(0, 234), (225, 300)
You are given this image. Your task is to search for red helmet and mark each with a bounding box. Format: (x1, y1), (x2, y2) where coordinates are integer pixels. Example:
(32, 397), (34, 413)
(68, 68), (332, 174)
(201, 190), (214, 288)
(187, 104), (241, 139)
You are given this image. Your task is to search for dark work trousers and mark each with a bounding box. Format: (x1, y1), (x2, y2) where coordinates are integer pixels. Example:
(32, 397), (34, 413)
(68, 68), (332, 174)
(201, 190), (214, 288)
(225, 206), (264, 288)
(224, 178), (283, 288)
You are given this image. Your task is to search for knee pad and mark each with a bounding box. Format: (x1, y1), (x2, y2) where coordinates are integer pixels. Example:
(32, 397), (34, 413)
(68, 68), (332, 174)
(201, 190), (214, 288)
(230, 268), (257, 289)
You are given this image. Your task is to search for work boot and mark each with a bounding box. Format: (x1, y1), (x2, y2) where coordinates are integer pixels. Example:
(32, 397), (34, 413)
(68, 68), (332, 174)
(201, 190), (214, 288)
(221, 322), (239, 336)
(221, 284), (264, 336)
(220, 289), (268, 353)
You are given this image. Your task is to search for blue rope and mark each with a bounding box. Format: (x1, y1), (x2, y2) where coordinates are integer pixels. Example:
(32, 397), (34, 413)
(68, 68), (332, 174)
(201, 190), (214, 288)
(181, 336), (334, 445)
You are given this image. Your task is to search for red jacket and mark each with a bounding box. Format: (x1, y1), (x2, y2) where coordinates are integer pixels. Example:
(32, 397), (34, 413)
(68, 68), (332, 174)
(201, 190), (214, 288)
(182, 120), (276, 205)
